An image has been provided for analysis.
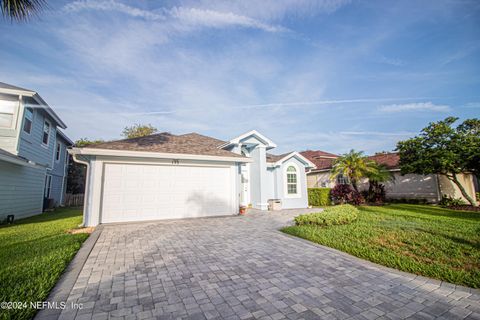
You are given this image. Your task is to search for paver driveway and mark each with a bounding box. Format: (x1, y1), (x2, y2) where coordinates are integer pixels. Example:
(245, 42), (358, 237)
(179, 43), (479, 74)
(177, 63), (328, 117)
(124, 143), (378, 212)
(58, 209), (479, 320)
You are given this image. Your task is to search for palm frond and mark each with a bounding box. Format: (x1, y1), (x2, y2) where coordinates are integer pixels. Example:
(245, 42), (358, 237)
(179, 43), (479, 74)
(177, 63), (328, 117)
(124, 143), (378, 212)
(1, 0), (46, 22)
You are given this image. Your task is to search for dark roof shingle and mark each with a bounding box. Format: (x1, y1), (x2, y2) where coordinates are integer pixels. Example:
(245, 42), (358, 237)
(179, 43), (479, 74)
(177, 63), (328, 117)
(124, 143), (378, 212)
(266, 152), (292, 163)
(300, 150), (338, 171)
(367, 153), (400, 169)
(85, 132), (245, 158)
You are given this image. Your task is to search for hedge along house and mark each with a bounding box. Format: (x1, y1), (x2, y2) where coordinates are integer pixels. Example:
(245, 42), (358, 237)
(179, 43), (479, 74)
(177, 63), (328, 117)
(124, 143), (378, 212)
(70, 130), (315, 226)
(302, 151), (478, 203)
(0, 82), (72, 220)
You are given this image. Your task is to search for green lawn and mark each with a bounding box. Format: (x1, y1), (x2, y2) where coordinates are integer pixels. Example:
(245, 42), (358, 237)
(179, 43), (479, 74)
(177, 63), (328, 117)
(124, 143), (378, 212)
(282, 204), (480, 288)
(0, 208), (88, 320)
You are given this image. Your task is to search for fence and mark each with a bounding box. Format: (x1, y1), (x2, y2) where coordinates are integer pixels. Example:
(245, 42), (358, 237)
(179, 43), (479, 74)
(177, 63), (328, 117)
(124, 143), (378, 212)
(64, 193), (84, 207)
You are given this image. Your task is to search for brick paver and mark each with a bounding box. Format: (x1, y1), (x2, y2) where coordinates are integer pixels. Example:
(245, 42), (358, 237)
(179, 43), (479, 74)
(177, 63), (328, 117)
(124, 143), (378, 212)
(59, 209), (480, 319)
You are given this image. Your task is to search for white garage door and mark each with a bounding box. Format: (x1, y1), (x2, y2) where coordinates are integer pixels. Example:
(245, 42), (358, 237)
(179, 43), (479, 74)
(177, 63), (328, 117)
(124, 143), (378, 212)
(101, 163), (235, 223)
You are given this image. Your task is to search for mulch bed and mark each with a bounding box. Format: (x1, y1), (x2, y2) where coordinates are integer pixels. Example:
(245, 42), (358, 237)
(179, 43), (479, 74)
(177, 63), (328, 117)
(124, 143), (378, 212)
(445, 205), (480, 212)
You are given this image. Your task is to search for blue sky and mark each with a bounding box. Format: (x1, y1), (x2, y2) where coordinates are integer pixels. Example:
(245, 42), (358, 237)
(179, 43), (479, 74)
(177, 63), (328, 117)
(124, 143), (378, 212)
(1, 0), (479, 154)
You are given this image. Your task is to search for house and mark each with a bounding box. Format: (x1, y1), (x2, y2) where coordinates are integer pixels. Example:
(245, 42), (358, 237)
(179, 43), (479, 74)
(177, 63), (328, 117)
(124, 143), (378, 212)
(0, 82), (72, 221)
(301, 150), (340, 188)
(69, 130), (315, 226)
(365, 153), (477, 203)
(302, 150), (478, 203)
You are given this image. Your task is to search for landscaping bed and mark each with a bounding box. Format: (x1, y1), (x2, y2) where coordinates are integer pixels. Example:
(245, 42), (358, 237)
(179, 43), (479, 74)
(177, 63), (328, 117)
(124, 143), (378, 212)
(0, 208), (88, 320)
(282, 204), (480, 288)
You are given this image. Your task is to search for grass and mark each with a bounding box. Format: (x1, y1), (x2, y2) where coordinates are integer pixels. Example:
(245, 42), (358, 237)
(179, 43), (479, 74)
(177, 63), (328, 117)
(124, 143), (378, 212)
(282, 204), (480, 288)
(0, 208), (88, 320)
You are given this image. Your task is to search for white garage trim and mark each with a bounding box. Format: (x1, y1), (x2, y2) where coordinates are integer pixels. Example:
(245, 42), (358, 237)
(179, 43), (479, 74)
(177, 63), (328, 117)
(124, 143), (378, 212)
(96, 156), (238, 168)
(70, 147), (252, 163)
(98, 161), (238, 224)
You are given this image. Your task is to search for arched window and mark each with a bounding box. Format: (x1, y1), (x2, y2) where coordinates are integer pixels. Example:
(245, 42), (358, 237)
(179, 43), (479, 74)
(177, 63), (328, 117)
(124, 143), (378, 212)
(286, 165), (298, 195)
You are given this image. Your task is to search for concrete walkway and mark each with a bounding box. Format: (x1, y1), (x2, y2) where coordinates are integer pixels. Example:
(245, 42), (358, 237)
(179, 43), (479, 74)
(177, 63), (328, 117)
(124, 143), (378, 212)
(56, 209), (479, 320)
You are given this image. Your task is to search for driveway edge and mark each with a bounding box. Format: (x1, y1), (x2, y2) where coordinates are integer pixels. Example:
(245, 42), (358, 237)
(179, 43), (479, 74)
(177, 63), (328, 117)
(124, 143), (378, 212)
(35, 225), (104, 320)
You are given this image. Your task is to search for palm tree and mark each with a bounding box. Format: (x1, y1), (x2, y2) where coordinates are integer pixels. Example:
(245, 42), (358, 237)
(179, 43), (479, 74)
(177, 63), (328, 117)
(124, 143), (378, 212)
(365, 162), (394, 185)
(1, 0), (46, 21)
(330, 150), (376, 191)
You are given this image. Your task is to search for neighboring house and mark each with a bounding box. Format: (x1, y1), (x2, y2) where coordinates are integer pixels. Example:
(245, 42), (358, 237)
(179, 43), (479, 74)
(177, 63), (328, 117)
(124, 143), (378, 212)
(301, 150), (340, 188)
(302, 150), (477, 203)
(70, 130), (315, 226)
(0, 82), (72, 220)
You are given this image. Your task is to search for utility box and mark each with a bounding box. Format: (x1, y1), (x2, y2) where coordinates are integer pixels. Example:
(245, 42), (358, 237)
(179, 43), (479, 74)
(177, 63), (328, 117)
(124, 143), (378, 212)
(268, 199), (282, 211)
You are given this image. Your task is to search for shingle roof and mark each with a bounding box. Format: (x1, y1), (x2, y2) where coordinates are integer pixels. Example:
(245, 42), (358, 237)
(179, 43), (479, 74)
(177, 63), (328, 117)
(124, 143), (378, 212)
(367, 153), (400, 169)
(86, 132), (245, 158)
(301, 150), (338, 159)
(300, 150), (338, 171)
(266, 152), (292, 163)
(302, 150), (400, 172)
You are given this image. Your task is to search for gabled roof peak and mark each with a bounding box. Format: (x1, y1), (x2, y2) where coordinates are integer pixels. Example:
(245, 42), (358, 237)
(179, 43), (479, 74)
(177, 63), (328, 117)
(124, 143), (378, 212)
(221, 130), (277, 150)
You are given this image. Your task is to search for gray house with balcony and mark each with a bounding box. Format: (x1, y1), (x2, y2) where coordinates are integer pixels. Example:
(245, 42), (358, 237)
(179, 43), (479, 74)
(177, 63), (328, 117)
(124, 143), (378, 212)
(0, 82), (72, 221)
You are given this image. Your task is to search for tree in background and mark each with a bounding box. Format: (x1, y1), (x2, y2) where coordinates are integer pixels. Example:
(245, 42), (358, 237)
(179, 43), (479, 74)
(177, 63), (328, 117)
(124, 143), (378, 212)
(122, 124), (158, 139)
(66, 138), (104, 194)
(74, 138), (105, 148)
(396, 117), (479, 206)
(1, 0), (45, 21)
(330, 150), (377, 192)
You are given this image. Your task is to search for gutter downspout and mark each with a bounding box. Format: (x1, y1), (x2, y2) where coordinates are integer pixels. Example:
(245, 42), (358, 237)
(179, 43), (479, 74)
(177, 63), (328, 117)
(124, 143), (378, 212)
(71, 152), (90, 227)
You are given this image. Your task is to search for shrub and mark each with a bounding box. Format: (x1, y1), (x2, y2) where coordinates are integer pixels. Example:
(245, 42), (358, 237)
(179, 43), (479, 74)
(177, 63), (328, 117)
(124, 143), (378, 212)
(308, 188), (331, 206)
(294, 204), (358, 227)
(331, 184), (365, 205)
(439, 195), (467, 207)
(477, 192), (480, 201)
(361, 183), (386, 204)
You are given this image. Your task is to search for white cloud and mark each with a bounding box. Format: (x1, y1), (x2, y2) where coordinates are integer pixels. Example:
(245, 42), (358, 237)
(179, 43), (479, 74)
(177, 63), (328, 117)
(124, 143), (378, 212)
(379, 56), (406, 67)
(169, 7), (287, 32)
(64, 0), (286, 33)
(181, 0), (351, 21)
(378, 102), (451, 113)
(278, 131), (402, 154)
(463, 102), (480, 109)
(339, 131), (416, 136)
(64, 0), (163, 20)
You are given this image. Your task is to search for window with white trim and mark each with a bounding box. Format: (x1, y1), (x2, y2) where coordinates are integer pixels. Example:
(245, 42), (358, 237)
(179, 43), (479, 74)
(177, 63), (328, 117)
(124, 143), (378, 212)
(55, 142), (61, 161)
(0, 100), (16, 128)
(23, 107), (33, 133)
(286, 165), (298, 195)
(42, 121), (50, 145)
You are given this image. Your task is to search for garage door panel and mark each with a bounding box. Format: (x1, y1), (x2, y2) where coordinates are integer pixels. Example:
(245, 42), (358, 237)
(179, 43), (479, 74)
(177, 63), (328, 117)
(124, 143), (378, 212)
(101, 163), (235, 223)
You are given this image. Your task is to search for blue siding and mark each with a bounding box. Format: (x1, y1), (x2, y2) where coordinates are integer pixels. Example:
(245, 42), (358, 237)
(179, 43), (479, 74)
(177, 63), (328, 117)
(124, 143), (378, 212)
(49, 134), (70, 206)
(49, 174), (65, 206)
(16, 104), (70, 207)
(18, 107), (56, 168)
(51, 136), (68, 176)
(0, 161), (46, 220)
